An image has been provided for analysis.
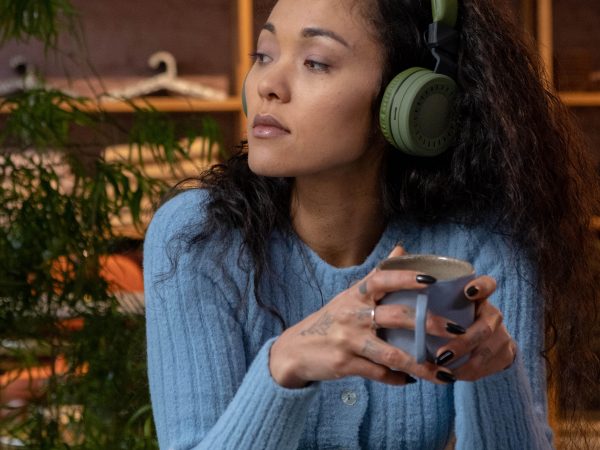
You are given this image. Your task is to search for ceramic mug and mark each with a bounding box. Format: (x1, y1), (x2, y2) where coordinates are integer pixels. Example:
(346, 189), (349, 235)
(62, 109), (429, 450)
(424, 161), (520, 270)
(377, 255), (476, 369)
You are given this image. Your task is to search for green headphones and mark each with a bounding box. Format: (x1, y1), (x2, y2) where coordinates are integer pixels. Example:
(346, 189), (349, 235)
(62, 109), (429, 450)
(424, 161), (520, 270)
(243, 0), (460, 157)
(380, 0), (459, 156)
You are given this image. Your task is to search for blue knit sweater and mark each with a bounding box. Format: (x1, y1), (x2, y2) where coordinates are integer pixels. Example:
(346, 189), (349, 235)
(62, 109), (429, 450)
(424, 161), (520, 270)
(144, 188), (553, 450)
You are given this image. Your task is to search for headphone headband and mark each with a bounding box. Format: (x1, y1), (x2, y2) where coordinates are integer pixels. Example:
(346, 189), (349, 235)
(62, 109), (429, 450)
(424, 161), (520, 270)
(431, 0), (458, 28)
(427, 0), (459, 78)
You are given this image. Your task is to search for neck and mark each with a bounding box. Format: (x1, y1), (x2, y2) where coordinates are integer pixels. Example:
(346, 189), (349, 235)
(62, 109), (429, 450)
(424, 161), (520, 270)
(291, 165), (385, 268)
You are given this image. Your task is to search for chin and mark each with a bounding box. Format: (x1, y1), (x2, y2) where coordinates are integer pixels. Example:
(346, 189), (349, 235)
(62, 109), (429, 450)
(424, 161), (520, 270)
(247, 151), (292, 178)
(246, 139), (299, 177)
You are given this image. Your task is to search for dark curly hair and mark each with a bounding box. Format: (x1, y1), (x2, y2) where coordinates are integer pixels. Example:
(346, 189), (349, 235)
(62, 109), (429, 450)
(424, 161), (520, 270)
(171, 0), (599, 446)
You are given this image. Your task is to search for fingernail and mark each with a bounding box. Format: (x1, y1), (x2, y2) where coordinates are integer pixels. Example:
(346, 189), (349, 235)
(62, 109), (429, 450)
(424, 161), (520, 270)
(435, 350), (455, 366)
(405, 374), (418, 384)
(466, 286), (479, 298)
(446, 322), (466, 335)
(436, 371), (456, 384)
(416, 274), (437, 284)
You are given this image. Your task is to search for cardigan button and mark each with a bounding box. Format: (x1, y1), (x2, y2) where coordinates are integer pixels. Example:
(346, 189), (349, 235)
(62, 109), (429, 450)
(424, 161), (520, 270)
(341, 389), (357, 406)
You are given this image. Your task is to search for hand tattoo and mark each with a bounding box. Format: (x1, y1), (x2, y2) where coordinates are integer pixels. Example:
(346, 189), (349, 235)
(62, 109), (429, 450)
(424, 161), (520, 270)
(300, 312), (334, 336)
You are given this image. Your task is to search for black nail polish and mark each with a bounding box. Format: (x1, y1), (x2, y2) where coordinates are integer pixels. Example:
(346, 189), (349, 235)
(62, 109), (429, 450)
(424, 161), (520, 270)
(466, 286), (479, 298)
(435, 350), (455, 366)
(436, 371), (456, 384)
(416, 274), (437, 284)
(405, 374), (418, 384)
(446, 322), (466, 335)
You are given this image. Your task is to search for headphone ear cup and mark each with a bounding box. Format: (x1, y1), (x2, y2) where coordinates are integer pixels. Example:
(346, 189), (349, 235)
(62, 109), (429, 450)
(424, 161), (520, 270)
(242, 76), (248, 117)
(379, 67), (458, 157)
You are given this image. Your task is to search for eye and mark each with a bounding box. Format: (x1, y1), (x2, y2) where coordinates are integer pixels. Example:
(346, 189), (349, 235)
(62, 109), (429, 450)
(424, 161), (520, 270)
(249, 52), (272, 65)
(304, 59), (330, 73)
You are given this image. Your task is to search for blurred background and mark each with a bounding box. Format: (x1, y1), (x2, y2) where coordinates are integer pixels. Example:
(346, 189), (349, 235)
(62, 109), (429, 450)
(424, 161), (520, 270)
(0, 0), (598, 448)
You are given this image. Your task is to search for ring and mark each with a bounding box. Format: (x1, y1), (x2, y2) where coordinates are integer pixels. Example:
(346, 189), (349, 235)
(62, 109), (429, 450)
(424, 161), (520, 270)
(371, 307), (380, 330)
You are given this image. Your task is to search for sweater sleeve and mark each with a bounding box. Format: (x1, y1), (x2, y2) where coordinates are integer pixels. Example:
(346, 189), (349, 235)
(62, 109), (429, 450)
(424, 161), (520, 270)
(144, 190), (319, 450)
(453, 233), (554, 450)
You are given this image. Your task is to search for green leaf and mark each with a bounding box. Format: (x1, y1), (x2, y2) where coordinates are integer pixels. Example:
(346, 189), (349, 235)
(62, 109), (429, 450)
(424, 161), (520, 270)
(0, 0), (78, 48)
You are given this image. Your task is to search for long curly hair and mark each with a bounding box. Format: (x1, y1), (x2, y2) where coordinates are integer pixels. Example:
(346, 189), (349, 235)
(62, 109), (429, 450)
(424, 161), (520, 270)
(175, 0), (599, 445)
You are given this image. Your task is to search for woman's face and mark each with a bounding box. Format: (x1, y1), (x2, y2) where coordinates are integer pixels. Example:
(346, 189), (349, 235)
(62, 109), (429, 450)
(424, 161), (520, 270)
(245, 0), (385, 178)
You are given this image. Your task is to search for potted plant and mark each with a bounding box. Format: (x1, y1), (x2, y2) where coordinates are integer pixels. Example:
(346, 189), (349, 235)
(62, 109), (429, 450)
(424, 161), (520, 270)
(0, 2), (223, 447)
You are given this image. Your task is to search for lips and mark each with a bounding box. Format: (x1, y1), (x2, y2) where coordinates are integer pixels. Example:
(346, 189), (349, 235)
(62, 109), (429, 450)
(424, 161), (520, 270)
(252, 114), (289, 131)
(252, 114), (290, 138)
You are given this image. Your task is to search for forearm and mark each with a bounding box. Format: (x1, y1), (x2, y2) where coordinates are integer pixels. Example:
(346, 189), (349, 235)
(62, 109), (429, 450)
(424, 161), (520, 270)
(454, 352), (553, 450)
(193, 338), (319, 449)
(145, 282), (320, 450)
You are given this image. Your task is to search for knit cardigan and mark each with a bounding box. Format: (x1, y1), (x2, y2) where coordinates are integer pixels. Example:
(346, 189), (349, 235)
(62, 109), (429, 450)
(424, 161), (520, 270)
(144, 188), (554, 450)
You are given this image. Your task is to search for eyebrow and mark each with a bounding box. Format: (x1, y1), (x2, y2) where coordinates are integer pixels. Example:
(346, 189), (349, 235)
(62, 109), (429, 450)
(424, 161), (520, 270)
(261, 22), (350, 49)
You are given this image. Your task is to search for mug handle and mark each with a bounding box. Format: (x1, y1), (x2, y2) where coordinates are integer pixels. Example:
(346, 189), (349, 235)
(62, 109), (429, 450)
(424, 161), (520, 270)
(415, 293), (429, 364)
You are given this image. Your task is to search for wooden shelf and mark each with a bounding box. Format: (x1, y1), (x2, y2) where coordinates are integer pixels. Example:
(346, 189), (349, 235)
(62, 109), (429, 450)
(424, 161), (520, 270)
(95, 96), (243, 113)
(0, 96), (243, 114)
(558, 92), (600, 107)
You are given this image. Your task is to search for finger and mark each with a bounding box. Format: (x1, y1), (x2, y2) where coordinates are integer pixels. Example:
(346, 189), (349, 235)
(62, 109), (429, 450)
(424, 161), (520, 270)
(433, 300), (503, 366)
(464, 275), (496, 301)
(358, 269), (436, 303)
(352, 245), (405, 292)
(356, 337), (455, 385)
(452, 326), (516, 381)
(374, 305), (466, 339)
(387, 244), (406, 258)
(344, 357), (415, 386)
(366, 244), (406, 278)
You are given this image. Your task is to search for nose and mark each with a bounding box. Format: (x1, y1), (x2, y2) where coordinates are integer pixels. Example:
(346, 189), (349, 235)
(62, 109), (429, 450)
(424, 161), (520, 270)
(256, 62), (291, 106)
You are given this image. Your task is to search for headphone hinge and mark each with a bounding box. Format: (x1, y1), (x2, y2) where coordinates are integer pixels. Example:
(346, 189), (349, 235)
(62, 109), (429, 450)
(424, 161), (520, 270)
(425, 21), (459, 78)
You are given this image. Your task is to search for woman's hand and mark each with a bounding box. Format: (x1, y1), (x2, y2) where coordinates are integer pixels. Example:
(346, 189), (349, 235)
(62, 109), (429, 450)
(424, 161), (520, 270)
(269, 246), (464, 388)
(433, 276), (518, 381)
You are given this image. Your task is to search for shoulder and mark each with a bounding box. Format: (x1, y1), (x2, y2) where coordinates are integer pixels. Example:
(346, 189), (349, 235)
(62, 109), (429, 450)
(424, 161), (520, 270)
(418, 220), (543, 326)
(144, 188), (241, 274)
(454, 221), (534, 284)
(145, 188), (210, 244)
(144, 188), (210, 279)
(402, 218), (536, 287)
(143, 188), (247, 293)
(460, 222), (533, 279)
(440, 220), (540, 310)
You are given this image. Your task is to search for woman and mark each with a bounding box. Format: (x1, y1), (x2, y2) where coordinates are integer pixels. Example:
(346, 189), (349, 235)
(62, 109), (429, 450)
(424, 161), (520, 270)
(144, 0), (599, 448)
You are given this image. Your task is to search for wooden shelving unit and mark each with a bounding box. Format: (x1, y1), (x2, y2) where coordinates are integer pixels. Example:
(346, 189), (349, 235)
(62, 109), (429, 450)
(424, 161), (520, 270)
(0, 0), (254, 139)
(535, 0), (600, 107)
(522, 0), (600, 440)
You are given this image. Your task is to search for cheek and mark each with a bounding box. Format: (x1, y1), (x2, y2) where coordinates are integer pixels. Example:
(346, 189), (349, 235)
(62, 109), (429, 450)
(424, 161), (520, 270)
(299, 89), (376, 153)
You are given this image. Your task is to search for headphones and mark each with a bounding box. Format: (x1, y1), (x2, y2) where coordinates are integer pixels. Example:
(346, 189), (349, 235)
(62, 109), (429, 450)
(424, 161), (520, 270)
(243, 0), (460, 157)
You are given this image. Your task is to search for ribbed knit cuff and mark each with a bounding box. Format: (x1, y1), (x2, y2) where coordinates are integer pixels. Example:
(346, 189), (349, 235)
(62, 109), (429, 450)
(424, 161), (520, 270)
(200, 337), (320, 449)
(454, 353), (553, 450)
